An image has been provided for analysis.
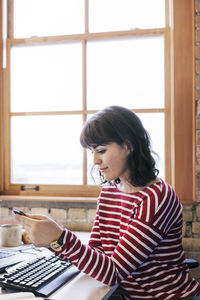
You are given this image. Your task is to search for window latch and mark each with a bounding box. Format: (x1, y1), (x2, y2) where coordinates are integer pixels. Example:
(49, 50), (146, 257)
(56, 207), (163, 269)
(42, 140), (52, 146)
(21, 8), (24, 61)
(20, 185), (39, 191)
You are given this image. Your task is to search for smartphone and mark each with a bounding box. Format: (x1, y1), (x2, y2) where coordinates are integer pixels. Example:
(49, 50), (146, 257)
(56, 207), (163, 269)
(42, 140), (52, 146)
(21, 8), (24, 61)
(13, 209), (26, 216)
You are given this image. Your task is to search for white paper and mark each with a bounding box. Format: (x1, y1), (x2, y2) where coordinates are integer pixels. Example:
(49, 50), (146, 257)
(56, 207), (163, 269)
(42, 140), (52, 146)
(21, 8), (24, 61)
(0, 292), (43, 299)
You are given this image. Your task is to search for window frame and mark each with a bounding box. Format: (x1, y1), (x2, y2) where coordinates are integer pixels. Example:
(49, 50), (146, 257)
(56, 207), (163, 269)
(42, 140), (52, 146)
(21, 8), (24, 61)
(0, 0), (196, 203)
(171, 0), (196, 203)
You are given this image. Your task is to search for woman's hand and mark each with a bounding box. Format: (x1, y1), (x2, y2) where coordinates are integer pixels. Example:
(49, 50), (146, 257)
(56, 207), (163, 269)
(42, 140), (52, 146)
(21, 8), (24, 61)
(14, 212), (63, 247)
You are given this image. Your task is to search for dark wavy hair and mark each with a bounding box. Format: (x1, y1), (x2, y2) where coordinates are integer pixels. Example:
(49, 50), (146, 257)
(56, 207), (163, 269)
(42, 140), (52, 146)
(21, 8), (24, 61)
(80, 106), (159, 187)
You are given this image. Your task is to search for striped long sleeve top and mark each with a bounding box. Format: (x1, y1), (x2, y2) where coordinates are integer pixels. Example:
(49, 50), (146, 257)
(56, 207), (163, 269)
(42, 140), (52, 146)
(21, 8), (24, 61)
(53, 179), (200, 299)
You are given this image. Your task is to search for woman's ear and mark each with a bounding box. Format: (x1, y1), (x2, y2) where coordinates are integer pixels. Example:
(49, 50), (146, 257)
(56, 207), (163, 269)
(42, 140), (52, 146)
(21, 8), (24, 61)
(124, 141), (133, 154)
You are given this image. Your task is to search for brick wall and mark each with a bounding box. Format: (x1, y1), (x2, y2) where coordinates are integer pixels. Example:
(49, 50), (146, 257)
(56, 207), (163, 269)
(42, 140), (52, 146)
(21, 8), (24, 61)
(175, 2), (200, 273)
(0, 200), (96, 232)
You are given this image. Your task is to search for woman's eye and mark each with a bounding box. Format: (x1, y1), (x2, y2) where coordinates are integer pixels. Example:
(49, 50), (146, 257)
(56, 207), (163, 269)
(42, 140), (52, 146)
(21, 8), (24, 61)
(97, 149), (106, 154)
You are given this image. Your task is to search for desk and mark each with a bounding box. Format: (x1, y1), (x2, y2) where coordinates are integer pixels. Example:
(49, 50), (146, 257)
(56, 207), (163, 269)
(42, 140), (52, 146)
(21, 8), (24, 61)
(50, 273), (117, 300)
(0, 232), (117, 300)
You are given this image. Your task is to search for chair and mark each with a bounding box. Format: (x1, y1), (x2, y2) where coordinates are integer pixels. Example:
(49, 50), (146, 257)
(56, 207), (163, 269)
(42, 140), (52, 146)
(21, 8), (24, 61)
(186, 258), (199, 269)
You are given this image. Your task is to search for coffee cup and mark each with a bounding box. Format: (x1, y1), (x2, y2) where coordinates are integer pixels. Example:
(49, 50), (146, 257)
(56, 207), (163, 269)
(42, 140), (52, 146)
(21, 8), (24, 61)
(0, 224), (22, 247)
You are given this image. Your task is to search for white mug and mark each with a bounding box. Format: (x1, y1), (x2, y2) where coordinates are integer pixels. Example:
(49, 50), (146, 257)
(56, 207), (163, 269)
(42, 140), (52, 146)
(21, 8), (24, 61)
(0, 224), (22, 247)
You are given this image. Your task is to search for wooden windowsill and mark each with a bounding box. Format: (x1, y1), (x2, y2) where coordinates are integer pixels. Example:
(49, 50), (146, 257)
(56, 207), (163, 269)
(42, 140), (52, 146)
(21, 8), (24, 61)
(0, 195), (194, 205)
(0, 195), (97, 203)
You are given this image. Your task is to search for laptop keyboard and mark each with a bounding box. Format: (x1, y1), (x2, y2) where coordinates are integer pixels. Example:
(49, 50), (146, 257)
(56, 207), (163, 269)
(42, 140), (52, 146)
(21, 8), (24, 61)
(0, 252), (79, 297)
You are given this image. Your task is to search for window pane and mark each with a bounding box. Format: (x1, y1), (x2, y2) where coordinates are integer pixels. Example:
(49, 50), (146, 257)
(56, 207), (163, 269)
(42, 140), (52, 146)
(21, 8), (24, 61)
(87, 112), (164, 184)
(87, 37), (164, 110)
(11, 115), (83, 185)
(138, 113), (165, 179)
(11, 43), (82, 112)
(89, 0), (165, 32)
(13, 0), (84, 38)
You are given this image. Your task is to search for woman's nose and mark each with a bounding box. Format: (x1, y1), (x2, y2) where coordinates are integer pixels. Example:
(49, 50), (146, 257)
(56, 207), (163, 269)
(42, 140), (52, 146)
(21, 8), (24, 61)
(93, 152), (101, 165)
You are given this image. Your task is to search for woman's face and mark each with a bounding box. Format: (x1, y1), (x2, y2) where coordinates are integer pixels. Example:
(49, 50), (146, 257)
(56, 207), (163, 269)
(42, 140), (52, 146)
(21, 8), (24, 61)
(91, 142), (131, 182)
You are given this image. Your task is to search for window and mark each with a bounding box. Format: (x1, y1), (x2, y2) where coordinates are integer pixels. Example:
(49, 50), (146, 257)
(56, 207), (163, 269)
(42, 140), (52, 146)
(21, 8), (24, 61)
(0, 0), (195, 202)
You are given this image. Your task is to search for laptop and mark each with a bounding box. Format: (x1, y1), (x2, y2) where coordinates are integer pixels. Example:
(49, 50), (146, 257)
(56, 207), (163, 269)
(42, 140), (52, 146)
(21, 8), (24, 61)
(0, 244), (48, 273)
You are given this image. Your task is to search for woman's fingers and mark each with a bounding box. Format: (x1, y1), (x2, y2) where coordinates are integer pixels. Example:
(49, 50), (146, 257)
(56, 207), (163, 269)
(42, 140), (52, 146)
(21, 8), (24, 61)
(24, 214), (48, 220)
(14, 212), (48, 226)
(14, 213), (35, 228)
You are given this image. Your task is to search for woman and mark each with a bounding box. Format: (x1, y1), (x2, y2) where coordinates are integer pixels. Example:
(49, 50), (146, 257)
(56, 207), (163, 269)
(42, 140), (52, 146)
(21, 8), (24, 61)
(15, 106), (200, 299)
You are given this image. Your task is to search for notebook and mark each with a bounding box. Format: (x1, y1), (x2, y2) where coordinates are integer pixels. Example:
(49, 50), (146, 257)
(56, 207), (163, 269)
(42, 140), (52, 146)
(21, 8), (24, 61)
(0, 245), (47, 273)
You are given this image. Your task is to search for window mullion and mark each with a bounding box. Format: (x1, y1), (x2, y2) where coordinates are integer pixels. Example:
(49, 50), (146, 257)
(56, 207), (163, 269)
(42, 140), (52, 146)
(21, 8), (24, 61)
(82, 38), (87, 185)
(7, 0), (14, 39)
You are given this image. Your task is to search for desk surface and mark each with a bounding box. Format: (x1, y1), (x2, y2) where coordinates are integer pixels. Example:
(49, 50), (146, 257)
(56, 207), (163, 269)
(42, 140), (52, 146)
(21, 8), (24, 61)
(0, 232), (116, 300)
(51, 272), (116, 300)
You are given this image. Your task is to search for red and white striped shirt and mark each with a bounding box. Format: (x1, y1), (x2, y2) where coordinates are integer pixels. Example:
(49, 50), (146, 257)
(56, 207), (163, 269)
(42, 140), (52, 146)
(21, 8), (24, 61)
(54, 179), (200, 299)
